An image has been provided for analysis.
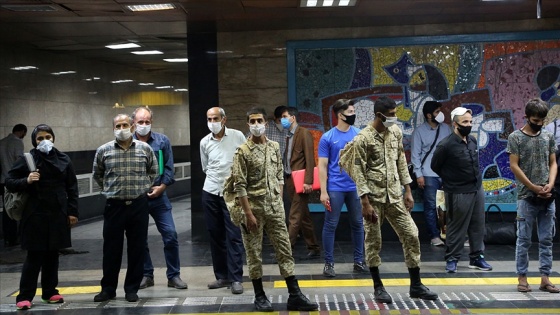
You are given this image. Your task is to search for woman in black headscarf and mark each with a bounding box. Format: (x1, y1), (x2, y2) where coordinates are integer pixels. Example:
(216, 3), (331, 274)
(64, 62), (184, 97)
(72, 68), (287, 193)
(6, 124), (79, 310)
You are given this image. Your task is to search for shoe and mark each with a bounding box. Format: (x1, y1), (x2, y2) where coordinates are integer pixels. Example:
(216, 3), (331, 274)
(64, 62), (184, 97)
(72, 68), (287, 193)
(125, 293), (139, 302)
(374, 286), (392, 303)
(306, 250), (320, 258)
(42, 294), (64, 304)
(231, 281), (243, 294)
(445, 260), (457, 273)
(431, 237), (444, 246)
(168, 276), (188, 289)
(517, 284), (532, 292)
(16, 300), (32, 310)
(353, 261), (367, 273)
(254, 294), (274, 312)
(323, 262), (336, 277)
(410, 284), (438, 300)
(469, 256), (492, 271)
(93, 291), (116, 302)
(539, 284), (560, 293)
(208, 279), (230, 289)
(139, 276), (154, 289)
(287, 292), (318, 311)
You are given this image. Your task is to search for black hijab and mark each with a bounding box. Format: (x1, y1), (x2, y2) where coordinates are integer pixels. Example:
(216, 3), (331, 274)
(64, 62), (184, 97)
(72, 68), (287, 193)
(30, 124), (70, 173)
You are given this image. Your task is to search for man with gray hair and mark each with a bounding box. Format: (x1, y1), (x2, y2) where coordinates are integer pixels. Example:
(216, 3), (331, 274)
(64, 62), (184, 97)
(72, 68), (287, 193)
(200, 107), (246, 294)
(431, 107), (492, 274)
(93, 113), (158, 303)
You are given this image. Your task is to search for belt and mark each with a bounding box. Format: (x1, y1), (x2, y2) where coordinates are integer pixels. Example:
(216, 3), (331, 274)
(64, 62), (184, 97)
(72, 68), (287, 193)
(108, 195), (146, 205)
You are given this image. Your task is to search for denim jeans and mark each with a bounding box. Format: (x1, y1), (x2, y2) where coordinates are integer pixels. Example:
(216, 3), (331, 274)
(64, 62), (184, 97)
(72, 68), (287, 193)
(144, 193), (181, 280)
(515, 198), (556, 276)
(322, 190), (364, 264)
(422, 176), (442, 239)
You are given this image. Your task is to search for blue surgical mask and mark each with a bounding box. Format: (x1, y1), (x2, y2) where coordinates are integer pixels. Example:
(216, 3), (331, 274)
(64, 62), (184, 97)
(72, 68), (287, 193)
(281, 117), (291, 129)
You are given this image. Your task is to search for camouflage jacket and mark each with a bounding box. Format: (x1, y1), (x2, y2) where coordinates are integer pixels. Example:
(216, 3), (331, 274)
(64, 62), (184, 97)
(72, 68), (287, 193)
(339, 124), (411, 204)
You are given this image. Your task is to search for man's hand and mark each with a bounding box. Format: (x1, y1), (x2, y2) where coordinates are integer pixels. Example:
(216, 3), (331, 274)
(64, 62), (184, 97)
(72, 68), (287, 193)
(320, 192), (331, 211)
(245, 212), (258, 232)
(68, 215), (78, 227)
(538, 183), (553, 199)
(147, 184), (167, 198)
(361, 197), (378, 224)
(303, 183), (313, 194)
(404, 191), (414, 212)
(417, 176), (425, 189)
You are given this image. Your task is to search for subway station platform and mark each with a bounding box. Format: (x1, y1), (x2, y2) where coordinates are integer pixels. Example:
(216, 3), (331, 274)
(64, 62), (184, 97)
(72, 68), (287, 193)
(1, 196), (560, 314)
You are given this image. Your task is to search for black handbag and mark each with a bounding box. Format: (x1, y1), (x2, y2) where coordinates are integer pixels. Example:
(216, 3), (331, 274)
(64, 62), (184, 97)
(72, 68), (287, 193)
(484, 204), (517, 245)
(409, 124), (440, 190)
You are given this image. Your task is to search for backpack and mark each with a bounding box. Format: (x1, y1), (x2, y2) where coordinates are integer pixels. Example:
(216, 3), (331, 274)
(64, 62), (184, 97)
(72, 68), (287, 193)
(4, 153), (35, 221)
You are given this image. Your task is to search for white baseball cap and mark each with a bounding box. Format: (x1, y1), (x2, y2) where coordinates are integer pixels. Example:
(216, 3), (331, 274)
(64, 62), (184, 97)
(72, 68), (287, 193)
(450, 107), (473, 121)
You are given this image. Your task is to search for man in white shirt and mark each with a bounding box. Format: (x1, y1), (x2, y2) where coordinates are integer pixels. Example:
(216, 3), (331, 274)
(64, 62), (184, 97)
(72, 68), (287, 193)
(0, 123), (27, 247)
(200, 107), (246, 294)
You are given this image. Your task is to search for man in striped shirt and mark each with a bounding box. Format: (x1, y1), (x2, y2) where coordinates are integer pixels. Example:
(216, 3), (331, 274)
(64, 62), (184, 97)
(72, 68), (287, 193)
(92, 113), (158, 303)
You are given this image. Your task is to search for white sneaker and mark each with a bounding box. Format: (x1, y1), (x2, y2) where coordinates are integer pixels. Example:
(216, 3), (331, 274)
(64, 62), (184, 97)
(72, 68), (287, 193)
(431, 237), (444, 246)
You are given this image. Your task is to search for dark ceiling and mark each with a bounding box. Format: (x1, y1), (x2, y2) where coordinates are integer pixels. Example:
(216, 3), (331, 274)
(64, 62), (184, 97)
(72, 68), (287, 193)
(0, 0), (559, 75)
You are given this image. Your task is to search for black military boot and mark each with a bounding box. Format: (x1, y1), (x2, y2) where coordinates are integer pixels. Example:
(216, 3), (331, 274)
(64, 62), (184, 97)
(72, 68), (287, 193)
(370, 266), (392, 303)
(252, 278), (273, 312)
(285, 276), (318, 311)
(408, 267), (438, 300)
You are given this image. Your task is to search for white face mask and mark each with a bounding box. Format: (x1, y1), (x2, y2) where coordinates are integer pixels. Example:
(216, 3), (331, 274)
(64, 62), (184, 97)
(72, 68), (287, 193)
(208, 121), (223, 134)
(434, 112), (445, 124)
(114, 127), (132, 141)
(136, 124), (151, 136)
(249, 124), (266, 137)
(382, 116), (398, 128)
(37, 139), (54, 154)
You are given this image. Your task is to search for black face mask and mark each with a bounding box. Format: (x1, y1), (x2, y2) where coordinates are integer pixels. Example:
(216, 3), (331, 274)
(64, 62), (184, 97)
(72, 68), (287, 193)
(457, 124), (472, 137)
(341, 113), (356, 126)
(528, 121), (543, 133)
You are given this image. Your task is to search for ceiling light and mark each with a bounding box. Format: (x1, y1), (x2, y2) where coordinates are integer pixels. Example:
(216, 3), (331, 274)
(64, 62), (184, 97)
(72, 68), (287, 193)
(163, 58), (188, 63)
(156, 85), (173, 89)
(51, 71), (76, 75)
(106, 43), (141, 50)
(11, 66), (38, 71)
(83, 77), (100, 81)
(131, 50), (163, 55)
(111, 79), (134, 84)
(138, 82), (154, 86)
(126, 3), (175, 12)
(174, 88), (188, 92)
(300, 0), (357, 7)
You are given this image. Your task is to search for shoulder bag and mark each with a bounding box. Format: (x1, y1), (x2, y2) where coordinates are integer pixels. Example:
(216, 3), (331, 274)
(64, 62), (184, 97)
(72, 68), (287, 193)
(4, 153), (36, 221)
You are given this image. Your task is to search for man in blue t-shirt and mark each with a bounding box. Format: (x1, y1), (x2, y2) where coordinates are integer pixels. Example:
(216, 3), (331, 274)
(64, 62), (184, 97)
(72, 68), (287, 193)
(318, 99), (365, 277)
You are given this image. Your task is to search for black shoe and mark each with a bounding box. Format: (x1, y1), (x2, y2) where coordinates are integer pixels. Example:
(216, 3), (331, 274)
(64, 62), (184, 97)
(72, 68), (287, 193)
(353, 261), (367, 273)
(374, 286), (392, 304)
(231, 281), (243, 294)
(139, 276), (154, 289)
(125, 293), (139, 302)
(323, 262), (335, 278)
(254, 294), (274, 312)
(287, 292), (318, 311)
(409, 284), (438, 300)
(168, 276), (188, 289)
(306, 250), (320, 259)
(208, 279), (230, 289)
(93, 291), (115, 302)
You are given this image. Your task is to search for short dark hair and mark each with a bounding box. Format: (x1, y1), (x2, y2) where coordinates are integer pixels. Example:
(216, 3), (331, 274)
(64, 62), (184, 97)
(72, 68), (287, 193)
(273, 106), (287, 119)
(422, 101), (442, 120)
(374, 96), (397, 115)
(246, 107), (267, 121)
(525, 98), (549, 118)
(287, 107), (299, 119)
(12, 124), (27, 133)
(332, 99), (354, 115)
(31, 124), (54, 148)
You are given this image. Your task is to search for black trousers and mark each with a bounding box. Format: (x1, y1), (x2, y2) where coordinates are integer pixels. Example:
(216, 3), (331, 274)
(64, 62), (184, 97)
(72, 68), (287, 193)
(17, 250), (59, 302)
(101, 196), (149, 295)
(1, 183), (19, 245)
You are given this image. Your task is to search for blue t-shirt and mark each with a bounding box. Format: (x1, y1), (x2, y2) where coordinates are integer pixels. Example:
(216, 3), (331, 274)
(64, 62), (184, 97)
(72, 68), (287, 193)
(318, 126), (360, 191)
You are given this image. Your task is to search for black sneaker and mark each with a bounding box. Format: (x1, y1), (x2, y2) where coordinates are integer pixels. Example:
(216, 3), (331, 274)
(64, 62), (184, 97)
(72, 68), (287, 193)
(353, 261), (367, 273)
(323, 262), (335, 277)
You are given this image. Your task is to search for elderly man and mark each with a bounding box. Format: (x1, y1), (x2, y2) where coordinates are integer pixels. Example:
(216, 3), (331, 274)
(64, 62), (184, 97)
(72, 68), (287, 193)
(200, 107), (246, 294)
(93, 113), (158, 303)
(132, 106), (187, 290)
(340, 96), (437, 304)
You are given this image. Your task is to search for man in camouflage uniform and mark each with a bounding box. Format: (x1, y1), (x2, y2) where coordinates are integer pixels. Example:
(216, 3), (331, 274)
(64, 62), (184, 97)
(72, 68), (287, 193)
(339, 97), (438, 304)
(230, 107), (318, 312)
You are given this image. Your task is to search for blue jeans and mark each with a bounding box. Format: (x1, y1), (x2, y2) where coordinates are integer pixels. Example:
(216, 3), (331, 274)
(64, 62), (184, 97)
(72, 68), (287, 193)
(322, 190), (364, 264)
(515, 198), (556, 276)
(422, 176), (442, 239)
(144, 193), (181, 279)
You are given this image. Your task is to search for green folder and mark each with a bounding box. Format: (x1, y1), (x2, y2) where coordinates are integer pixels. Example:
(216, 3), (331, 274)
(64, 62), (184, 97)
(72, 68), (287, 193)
(158, 150), (164, 175)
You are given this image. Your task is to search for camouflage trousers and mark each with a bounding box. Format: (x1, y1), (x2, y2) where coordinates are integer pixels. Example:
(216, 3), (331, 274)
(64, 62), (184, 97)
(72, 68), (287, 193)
(364, 198), (421, 268)
(241, 196), (295, 279)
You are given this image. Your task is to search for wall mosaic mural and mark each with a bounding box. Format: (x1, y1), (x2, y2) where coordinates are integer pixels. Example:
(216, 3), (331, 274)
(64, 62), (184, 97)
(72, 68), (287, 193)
(287, 32), (560, 209)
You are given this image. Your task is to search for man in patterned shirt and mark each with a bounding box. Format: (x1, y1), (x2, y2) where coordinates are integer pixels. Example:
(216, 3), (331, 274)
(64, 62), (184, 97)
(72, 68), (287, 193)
(266, 105), (288, 159)
(339, 96), (437, 304)
(92, 113), (158, 303)
(230, 107), (318, 312)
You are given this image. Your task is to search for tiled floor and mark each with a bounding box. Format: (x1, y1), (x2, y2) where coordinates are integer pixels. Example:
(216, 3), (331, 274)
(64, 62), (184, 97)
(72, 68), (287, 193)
(1, 196), (560, 314)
